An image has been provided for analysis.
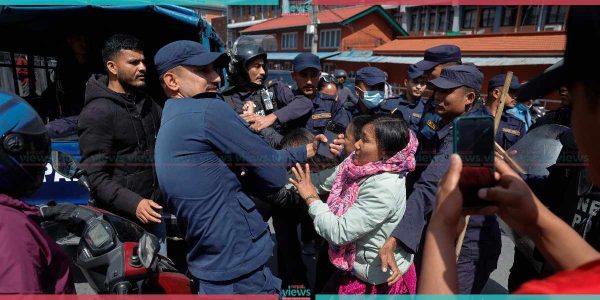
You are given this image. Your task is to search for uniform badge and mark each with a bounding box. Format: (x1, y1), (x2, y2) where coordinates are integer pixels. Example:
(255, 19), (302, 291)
(412, 112), (422, 119)
(501, 128), (521, 136)
(427, 120), (438, 130)
(311, 113), (332, 120)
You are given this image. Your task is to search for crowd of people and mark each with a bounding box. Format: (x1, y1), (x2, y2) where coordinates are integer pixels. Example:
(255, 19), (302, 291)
(1, 5), (600, 296)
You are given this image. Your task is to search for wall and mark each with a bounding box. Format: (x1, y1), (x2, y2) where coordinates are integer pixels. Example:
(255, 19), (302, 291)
(340, 11), (396, 50)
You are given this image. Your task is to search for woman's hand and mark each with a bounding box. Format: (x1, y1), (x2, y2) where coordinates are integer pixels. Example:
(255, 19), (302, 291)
(289, 163), (320, 205)
(306, 134), (328, 158)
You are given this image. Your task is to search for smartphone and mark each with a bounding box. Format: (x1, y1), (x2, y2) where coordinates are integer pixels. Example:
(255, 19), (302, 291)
(453, 115), (495, 208)
(317, 121), (346, 159)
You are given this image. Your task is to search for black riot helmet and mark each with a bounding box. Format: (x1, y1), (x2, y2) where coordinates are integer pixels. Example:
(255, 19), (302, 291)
(0, 91), (51, 198)
(227, 35), (277, 89)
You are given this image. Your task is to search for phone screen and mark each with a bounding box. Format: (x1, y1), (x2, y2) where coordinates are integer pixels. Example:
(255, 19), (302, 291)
(453, 116), (495, 208)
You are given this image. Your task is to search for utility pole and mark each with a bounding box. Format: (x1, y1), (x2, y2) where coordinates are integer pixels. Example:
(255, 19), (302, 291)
(310, 1), (318, 54)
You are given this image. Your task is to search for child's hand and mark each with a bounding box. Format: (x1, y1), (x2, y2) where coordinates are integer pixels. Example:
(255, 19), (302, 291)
(289, 163), (320, 205)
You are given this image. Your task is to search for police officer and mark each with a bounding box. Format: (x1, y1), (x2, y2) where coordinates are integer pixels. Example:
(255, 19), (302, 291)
(290, 53), (352, 135)
(415, 45), (462, 151)
(222, 36), (313, 140)
(378, 65), (501, 294)
(333, 68), (358, 106)
(471, 73), (526, 150)
(381, 64), (430, 132)
(153, 40), (322, 295)
(351, 66), (390, 115)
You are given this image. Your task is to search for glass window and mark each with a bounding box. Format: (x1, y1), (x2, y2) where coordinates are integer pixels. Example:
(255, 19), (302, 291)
(420, 10), (427, 31)
(429, 8), (436, 32)
(462, 8), (476, 29)
(282, 32), (297, 50)
(438, 11), (447, 31)
(304, 32), (313, 49)
(410, 12), (419, 31)
(546, 6), (567, 25)
(319, 29), (341, 49)
(523, 5), (540, 26)
(480, 7), (495, 28)
(502, 6), (518, 26)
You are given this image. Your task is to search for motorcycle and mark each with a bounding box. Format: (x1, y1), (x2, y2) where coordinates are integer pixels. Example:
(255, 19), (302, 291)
(42, 150), (192, 294)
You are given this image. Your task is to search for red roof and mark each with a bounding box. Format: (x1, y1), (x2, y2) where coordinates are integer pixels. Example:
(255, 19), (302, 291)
(241, 6), (370, 33)
(373, 32), (566, 56)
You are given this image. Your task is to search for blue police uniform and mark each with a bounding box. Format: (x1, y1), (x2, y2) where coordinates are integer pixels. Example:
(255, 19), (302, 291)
(222, 80), (313, 127)
(391, 65), (501, 294)
(468, 105), (526, 150)
(301, 91), (352, 135)
(288, 53), (353, 134)
(481, 73), (527, 149)
(153, 41), (307, 295)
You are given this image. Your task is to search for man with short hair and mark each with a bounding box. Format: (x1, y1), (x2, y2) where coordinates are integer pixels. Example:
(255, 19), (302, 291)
(382, 64), (430, 132)
(419, 6), (600, 293)
(379, 64), (502, 294)
(78, 34), (164, 236)
(153, 40), (321, 295)
(290, 53), (351, 135)
(477, 73), (526, 150)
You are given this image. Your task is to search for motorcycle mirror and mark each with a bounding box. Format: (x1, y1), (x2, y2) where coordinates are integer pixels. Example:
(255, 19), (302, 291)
(51, 150), (78, 179)
(138, 232), (160, 269)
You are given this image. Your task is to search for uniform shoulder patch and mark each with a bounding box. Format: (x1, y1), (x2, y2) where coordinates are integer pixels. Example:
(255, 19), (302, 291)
(311, 113), (332, 120)
(501, 128), (521, 136)
(412, 112), (422, 119)
(427, 119), (438, 130)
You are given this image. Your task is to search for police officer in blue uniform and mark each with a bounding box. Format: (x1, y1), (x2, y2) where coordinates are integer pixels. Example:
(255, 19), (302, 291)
(470, 73), (526, 150)
(381, 64), (430, 132)
(290, 53), (352, 135)
(153, 40), (322, 296)
(349, 66), (390, 115)
(379, 64), (502, 294)
(222, 36), (313, 145)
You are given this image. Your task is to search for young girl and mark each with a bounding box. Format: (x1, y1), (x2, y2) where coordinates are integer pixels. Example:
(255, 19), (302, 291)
(290, 116), (418, 294)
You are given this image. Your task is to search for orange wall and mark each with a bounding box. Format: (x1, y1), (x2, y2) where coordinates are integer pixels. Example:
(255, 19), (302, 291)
(341, 12), (396, 50)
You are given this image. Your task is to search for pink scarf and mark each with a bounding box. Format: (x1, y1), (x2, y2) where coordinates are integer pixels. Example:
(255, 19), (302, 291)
(327, 130), (418, 271)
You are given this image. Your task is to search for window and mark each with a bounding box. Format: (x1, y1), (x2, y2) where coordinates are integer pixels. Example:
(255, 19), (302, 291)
(319, 29), (340, 49)
(0, 51), (57, 98)
(480, 7), (495, 28)
(322, 63), (334, 73)
(437, 11), (447, 32)
(238, 6), (243, 20)
(462, 8), (476, 29)
(420, 10), (427, 31)
(304, 32), (313, 49)
(523, 6), (540, 26)
(250, 6), (256, 18)
(502, 6), (518, 26)
(410, 12), (419, 31)
(428, 8), (436, 32)
(281, 32), (297, 49)
(546, 6), (567, 25)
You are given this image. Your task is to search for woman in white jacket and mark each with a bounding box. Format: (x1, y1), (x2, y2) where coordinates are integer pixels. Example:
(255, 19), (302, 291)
(290, 116), (418, 294)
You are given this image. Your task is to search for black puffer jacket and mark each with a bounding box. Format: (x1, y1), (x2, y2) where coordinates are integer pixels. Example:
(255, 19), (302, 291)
(78, 75), (162, 220)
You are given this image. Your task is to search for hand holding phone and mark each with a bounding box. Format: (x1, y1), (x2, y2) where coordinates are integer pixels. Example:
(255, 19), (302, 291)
(317, 121), (345, 159)
(453, 115), (495, 208)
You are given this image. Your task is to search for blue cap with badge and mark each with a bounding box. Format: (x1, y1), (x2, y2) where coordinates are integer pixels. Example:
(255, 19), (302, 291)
(488, 74), (521, 91)
(154, 40), (229, 77)
(407, 64), (424, 80)
(415, 44), (462, 72)
(356, 66), (386, 86)
(293, 53), (321, 72)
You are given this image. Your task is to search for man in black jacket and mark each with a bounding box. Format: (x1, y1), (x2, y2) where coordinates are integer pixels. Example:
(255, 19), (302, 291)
(78, 34), (163, 238)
